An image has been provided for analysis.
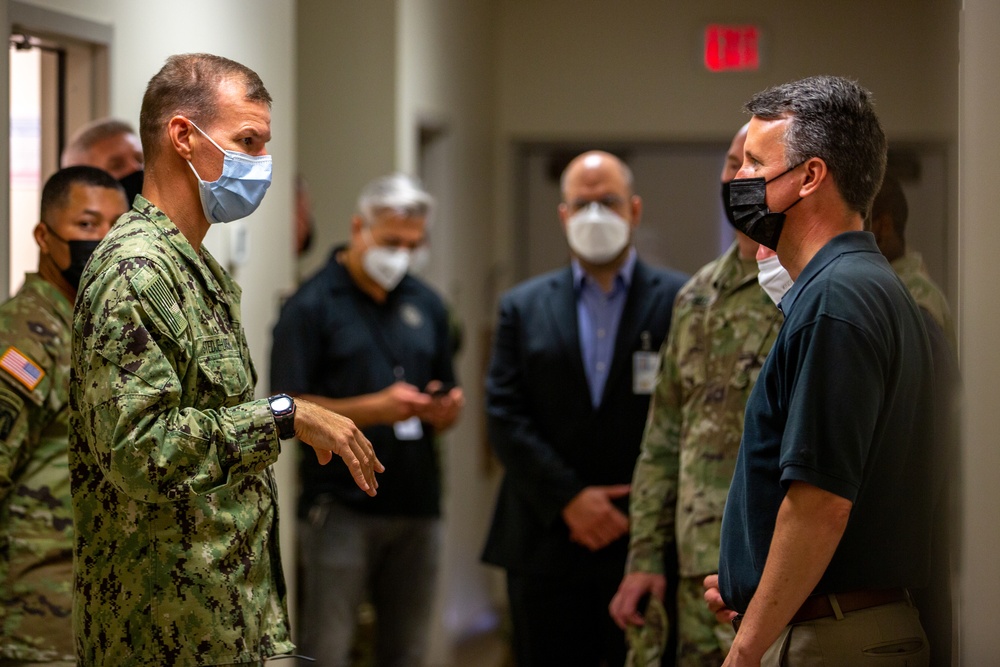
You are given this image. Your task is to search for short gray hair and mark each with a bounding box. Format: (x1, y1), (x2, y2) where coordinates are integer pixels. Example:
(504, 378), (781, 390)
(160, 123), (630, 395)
(140, 53), (271, 163)
(357, 173), (434, 226)
(61, 117), (136, 167)
(745, 75), (886, 217)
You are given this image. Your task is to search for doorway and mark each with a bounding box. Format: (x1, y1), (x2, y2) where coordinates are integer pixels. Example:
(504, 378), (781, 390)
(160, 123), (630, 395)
(7, 2), (111, 295)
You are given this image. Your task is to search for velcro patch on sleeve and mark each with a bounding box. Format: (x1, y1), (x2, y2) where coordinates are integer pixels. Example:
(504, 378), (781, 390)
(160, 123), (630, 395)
(0, 384), (25, 440)
(130, 266), (187, 338)
(0, 346), (45, 391)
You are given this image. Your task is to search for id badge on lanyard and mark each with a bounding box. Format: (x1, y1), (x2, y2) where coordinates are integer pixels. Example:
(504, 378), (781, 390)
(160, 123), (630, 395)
(632, 330), (659, 395)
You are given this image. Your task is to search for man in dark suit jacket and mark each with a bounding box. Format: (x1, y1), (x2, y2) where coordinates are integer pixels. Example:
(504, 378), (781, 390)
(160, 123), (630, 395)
(483, 150), (688, 667)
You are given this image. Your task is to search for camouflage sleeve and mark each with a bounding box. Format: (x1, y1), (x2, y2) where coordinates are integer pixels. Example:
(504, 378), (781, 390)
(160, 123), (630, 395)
(0, 380), (31, 503)
(626, 323), (681, 575)
(74, 258), (279, 503)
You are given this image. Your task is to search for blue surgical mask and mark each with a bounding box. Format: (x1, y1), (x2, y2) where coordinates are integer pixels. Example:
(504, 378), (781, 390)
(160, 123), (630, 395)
(186, 120), (272, 224)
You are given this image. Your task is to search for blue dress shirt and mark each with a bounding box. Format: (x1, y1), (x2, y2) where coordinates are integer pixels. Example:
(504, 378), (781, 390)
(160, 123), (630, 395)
(572, 247), (637, 407)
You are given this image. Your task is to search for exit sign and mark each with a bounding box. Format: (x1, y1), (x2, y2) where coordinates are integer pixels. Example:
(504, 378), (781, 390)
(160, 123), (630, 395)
(704, 24), (760, 72)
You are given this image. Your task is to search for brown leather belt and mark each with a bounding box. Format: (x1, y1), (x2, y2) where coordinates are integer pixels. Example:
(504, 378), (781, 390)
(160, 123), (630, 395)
(731, 588), (907, 632)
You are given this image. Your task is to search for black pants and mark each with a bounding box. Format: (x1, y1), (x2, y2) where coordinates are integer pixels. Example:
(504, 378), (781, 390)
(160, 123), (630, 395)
(507, 569), (628, 667)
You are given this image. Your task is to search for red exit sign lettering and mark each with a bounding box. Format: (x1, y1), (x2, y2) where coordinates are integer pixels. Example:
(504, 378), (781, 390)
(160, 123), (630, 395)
(704, 24), (760, 72)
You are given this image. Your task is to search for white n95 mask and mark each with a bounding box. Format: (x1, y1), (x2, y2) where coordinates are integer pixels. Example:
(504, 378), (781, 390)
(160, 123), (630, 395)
(362, 228), (411, 291)
(757, 254), (794, 306)
(566, 202), (630, 265)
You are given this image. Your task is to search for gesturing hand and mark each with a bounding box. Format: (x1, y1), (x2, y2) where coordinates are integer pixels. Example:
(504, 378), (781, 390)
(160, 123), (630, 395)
(293, 399), (385, 496)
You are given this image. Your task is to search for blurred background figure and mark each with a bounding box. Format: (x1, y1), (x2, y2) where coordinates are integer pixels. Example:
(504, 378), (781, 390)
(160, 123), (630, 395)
(272, 173), (463, 667)
(295, 174), (316, 258)
(482, 150), (687, 667)
(61, 117), (144, 206)
(60, 117), (143, 180)
(870, 171), (959, 667)
(869, 172), (956, 349)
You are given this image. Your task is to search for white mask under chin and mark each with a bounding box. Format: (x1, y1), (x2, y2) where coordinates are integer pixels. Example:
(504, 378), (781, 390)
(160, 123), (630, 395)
(566, 202), (631, 265)
(362, 230), (411, 291)
(757, 254), (794, 306)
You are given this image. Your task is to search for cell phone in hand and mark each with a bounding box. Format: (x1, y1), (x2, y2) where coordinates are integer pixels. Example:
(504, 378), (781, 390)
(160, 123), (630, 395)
(427, 382), (455, 397)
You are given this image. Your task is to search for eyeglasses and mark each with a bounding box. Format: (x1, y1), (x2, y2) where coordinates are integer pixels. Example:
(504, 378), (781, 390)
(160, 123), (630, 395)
(565, 195), (627, 213)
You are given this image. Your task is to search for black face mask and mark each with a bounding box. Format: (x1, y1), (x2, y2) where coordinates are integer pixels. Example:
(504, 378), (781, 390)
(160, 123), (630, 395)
(44, 223), (101, 290)
(118, 169), (144, 208)
(725, 162), (805, 250)
(721, 181), (737, 227)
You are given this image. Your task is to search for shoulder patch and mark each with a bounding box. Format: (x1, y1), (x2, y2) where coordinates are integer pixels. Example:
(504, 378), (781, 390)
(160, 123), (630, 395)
(0, 346), (45, 391)
(27, 321), (56, 339)
(130, 266), (188, 338)
(0, 384), (24, 440)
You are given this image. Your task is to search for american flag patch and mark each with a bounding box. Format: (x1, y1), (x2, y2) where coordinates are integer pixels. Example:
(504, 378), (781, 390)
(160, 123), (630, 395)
(0, 346), (45, 391)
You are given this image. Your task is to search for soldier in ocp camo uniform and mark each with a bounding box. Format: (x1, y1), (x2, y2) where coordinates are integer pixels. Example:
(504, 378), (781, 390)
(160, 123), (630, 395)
(0, 166), (126, 666)
(610, 126), (783, 666)
(869, 172), (956, 350)
(70, 53), (382, 667)
(870, 172), (958, 667)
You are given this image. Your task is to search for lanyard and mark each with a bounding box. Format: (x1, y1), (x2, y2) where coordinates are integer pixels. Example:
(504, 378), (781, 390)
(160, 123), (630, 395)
(351, 289), (407, 381)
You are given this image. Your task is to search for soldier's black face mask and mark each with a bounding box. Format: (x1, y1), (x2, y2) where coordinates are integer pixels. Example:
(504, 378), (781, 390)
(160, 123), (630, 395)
(725, 161), (806, 250)
(44, 223), (101, 290)
(721, 181), (737, 227)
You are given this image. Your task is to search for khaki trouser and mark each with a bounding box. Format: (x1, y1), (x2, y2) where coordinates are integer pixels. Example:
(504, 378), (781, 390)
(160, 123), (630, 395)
(762, 600), (929, 666)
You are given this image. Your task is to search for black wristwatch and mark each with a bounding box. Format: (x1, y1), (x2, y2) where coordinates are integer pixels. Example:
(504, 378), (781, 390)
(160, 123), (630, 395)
(268, 394), (296, 440)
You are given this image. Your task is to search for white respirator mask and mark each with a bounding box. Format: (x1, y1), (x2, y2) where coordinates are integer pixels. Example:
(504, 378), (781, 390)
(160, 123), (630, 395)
(361, 228), (412, 291)
(756, 254), (794, 306)
(566, 202), (631, 265)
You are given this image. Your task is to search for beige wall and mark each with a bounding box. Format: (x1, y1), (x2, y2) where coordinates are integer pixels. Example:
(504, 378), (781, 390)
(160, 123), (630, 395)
(296, 0), (398, 280)
(497, 0), (956, 140)
(492, 0), (960, 293)
(958, 0), (1000, 662)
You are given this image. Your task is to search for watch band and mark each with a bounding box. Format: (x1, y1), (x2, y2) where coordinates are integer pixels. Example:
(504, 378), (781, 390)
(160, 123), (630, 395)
(268, 394), (296, 440)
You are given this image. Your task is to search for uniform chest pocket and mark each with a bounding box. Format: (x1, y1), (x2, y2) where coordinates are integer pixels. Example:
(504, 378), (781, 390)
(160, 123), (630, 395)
(728, 315), (781, 391)
(196, 352), (250, 406)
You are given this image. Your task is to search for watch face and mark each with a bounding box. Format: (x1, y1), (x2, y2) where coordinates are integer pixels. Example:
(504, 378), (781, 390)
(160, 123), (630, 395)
(271, 396), (293, 412)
